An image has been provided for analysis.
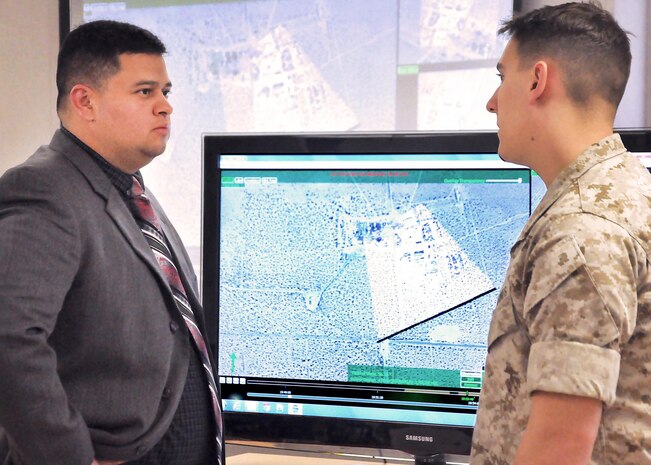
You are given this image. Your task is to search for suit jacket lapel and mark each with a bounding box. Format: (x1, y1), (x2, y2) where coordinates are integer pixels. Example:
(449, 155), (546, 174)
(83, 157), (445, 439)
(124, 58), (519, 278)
(104, 189), (171, 289)
(50, 130), (173, 298)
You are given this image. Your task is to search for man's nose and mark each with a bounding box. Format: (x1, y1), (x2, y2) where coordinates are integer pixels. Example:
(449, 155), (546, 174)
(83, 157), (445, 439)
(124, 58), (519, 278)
(486, 89), (497, 113)
(157, 93), (173, 116)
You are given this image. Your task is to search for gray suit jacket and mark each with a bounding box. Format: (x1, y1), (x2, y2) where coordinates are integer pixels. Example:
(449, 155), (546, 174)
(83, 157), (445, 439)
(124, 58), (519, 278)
(0, 130), (212, 465)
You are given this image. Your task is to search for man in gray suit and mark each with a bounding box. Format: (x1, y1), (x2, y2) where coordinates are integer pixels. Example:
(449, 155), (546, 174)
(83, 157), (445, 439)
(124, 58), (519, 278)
(0, 21), (222, 465)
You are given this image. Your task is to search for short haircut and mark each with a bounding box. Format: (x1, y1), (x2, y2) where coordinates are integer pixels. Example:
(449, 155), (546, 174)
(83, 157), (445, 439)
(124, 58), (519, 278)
(499, 1), (631, 109)
(56, 20), (167, 111)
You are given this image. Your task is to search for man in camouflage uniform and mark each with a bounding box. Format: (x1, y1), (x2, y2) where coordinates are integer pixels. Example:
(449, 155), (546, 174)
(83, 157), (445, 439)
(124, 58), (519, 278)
(470, 3), (651, 465)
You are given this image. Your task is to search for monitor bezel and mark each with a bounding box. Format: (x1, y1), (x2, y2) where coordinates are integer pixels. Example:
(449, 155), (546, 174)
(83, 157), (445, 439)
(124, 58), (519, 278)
(202, 129), (651, 459)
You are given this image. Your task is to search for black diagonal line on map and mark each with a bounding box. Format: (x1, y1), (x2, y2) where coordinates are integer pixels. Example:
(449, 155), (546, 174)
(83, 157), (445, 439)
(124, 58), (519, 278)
(376, 287), (497, 343)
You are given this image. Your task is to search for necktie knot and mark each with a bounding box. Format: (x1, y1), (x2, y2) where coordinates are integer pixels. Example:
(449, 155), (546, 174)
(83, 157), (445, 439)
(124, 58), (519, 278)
(131, 175), (146, 197)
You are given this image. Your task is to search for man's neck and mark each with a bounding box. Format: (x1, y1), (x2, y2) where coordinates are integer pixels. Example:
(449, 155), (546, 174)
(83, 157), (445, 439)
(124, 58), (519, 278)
(60, 119), (141, 174)
(529, 109), (614, 187)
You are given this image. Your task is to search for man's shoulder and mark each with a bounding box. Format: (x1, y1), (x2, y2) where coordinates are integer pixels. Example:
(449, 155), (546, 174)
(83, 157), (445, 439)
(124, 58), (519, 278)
(1, 130), (107, 198)
(1, 146), (68, 192)
(575, 152), (651, 244)
(539, 152), (651, 234)
(581, 149), (651, 190)
(4, 131), (76, 175)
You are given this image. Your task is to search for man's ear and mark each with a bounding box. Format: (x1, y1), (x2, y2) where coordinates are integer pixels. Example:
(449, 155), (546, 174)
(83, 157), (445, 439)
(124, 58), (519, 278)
(68, 84), (97, 122)
(530, 60), (548, 102)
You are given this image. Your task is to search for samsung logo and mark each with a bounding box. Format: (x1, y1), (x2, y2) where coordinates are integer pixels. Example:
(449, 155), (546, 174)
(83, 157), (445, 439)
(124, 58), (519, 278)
(405, 434), (434, 443)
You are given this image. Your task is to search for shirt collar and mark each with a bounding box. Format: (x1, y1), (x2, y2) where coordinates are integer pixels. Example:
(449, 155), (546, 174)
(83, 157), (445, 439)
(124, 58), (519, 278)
(519, 133), (627, 241)
(60, 126), (144, 197)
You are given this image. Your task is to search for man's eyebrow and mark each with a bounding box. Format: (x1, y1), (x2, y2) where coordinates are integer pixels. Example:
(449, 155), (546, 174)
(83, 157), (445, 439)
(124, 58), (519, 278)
(133, 80), (173, 87)
(496, 63), (504, 72)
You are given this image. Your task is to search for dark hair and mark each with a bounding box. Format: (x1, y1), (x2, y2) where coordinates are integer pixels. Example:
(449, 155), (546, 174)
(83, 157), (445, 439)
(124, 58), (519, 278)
(56, 20), (167, 111)
(499, 1), (631, 108)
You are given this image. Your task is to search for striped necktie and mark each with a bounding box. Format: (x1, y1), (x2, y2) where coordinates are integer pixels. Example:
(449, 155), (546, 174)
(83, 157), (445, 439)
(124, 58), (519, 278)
(128, 176), (223, 464)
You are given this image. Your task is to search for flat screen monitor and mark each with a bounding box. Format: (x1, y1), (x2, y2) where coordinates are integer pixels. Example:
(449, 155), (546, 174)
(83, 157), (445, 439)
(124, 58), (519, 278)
(202, 130), (651, 463)
(203, 131), (521, 463)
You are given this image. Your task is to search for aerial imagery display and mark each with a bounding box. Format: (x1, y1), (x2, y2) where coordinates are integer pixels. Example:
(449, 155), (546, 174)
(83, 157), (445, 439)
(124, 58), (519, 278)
(218, 169), (530, 386)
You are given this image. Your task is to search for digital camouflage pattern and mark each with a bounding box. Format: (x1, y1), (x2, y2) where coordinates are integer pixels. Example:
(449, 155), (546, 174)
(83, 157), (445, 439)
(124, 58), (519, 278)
(470, 134), (651, 465)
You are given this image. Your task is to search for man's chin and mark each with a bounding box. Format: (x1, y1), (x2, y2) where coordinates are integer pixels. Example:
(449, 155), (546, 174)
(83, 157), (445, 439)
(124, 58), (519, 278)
(135, 147), (167, 170)
(147, 144), (168, 159)
(496, 147), (517, 165)
(496, 143), (507, 162)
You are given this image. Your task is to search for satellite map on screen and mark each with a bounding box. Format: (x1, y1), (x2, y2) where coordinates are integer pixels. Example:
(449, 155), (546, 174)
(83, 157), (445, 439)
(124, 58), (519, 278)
(218, 169), (529, 383)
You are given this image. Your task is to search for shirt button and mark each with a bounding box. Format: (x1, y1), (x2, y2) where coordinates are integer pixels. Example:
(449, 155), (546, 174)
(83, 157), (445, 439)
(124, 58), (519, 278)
(169, 321), (179, 333)
(162, 387), (172, 399)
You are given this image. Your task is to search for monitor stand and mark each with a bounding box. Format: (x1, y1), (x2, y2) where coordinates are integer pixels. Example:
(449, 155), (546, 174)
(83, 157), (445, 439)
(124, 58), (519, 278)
(415, 454), (450, 465)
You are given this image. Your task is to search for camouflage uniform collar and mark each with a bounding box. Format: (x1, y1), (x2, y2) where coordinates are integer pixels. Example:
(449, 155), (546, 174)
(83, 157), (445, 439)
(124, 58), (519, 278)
(518, 133), (627, 242)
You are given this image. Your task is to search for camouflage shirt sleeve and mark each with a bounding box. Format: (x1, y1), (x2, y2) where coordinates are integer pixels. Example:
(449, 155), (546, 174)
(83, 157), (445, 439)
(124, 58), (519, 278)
(522, 212), (639, 405)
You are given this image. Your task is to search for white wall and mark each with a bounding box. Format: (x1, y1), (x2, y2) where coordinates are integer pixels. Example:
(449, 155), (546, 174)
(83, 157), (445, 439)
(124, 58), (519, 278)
(610, 0), (646, 128)
(0, 1), (59, 175)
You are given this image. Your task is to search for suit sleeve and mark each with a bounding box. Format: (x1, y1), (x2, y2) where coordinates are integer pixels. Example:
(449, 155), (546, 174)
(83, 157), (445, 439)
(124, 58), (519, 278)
(0, 166), (95, 465)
